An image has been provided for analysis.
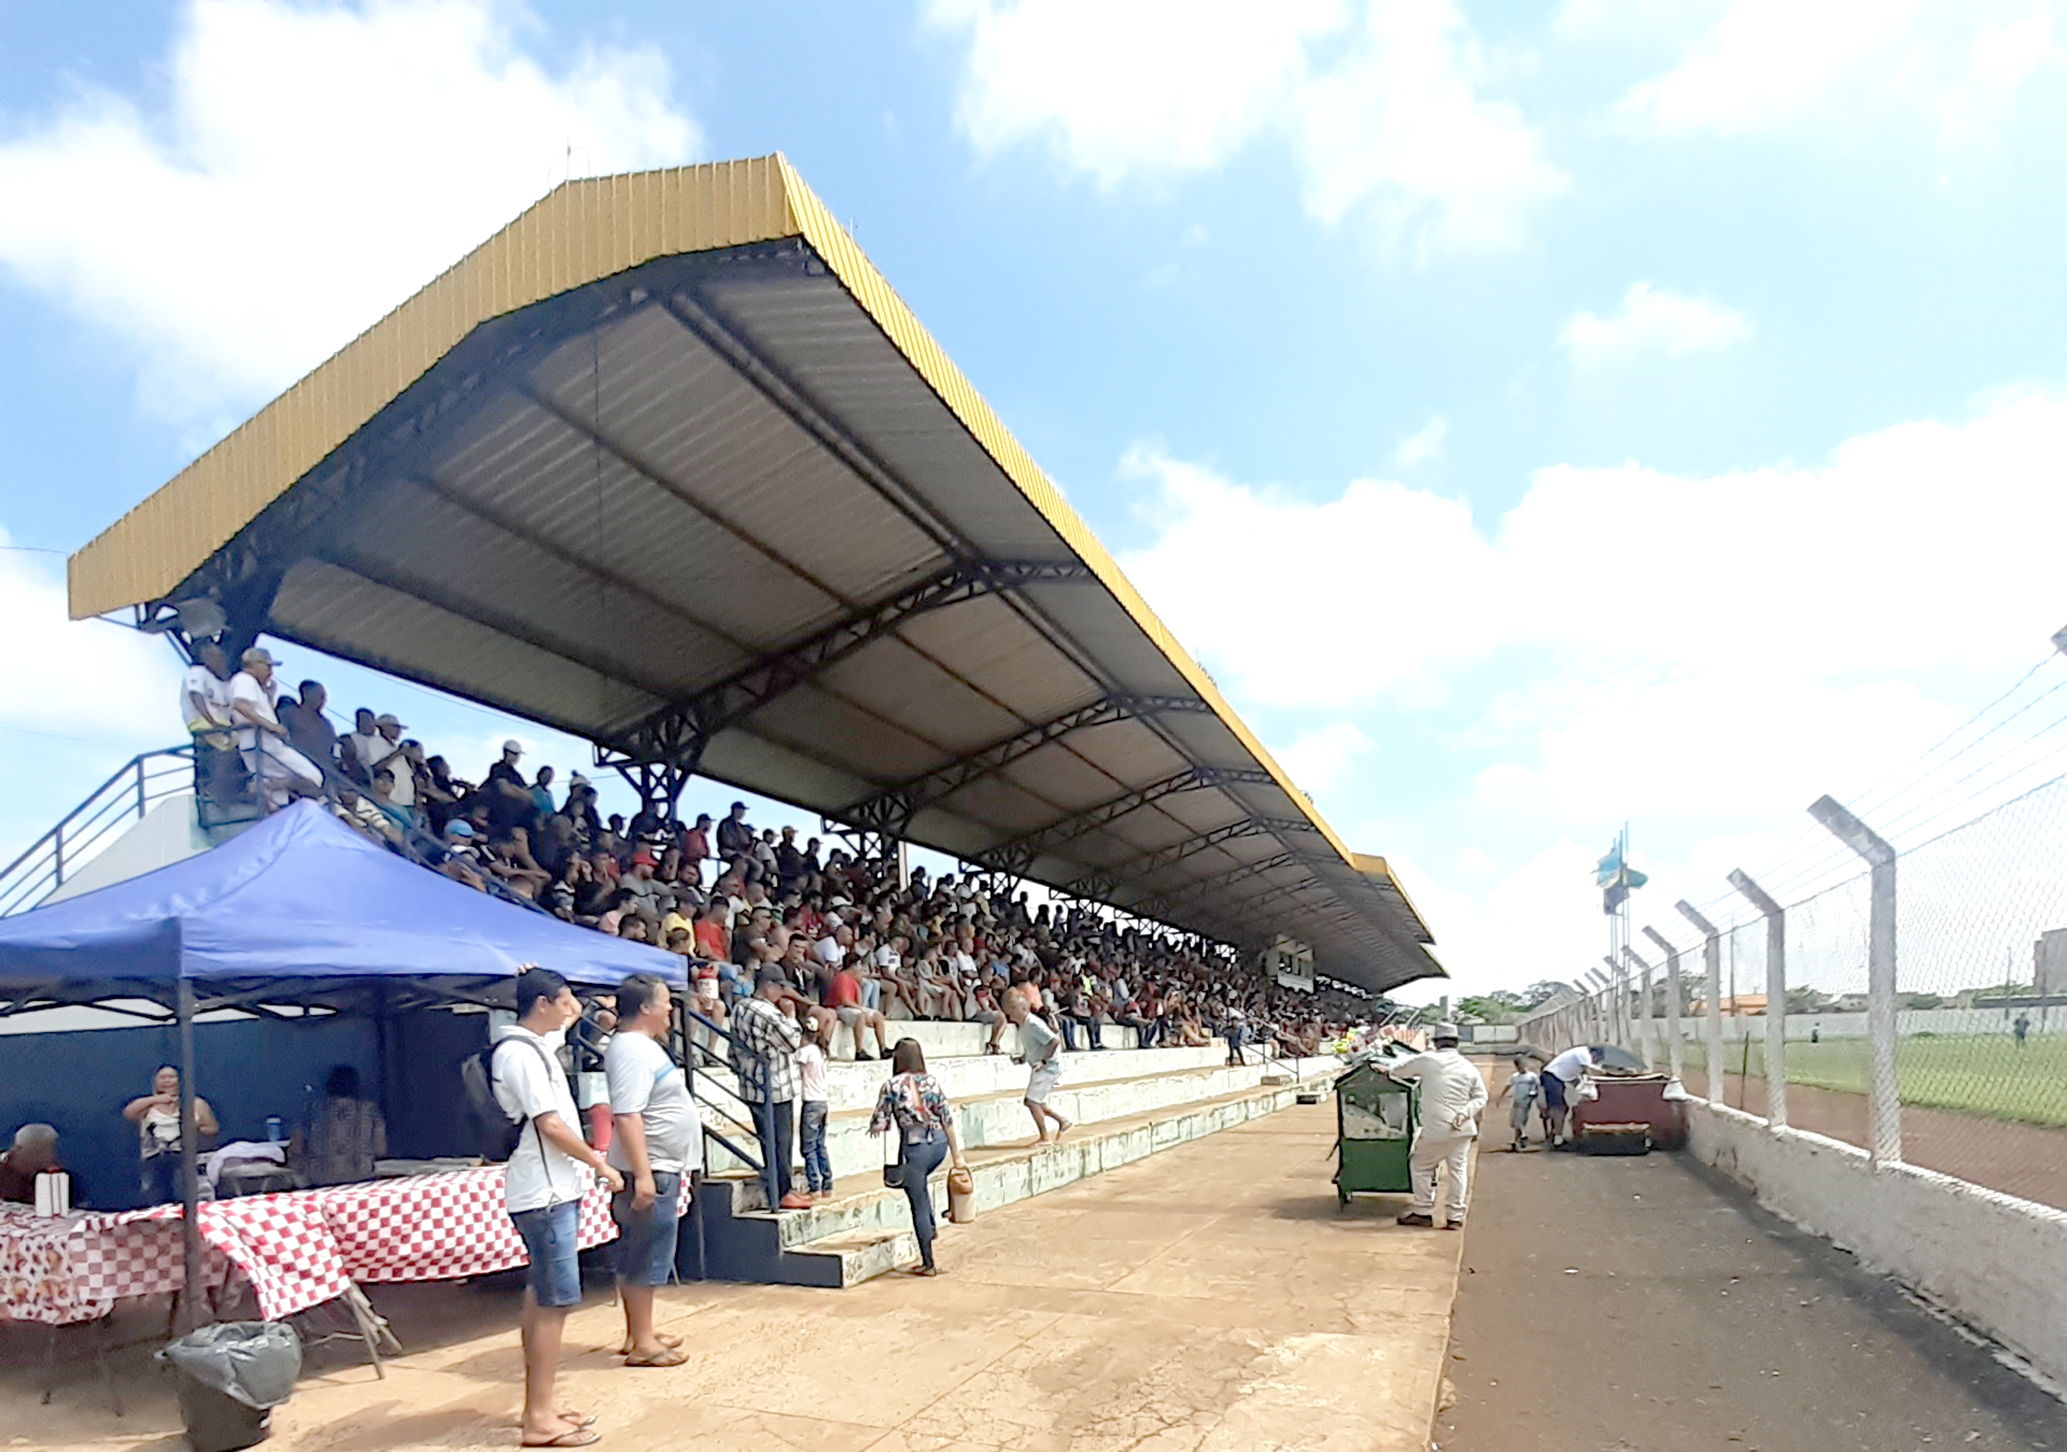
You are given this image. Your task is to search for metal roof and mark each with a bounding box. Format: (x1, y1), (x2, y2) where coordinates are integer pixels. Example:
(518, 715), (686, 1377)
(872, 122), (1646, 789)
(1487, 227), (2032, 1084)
(69, 155), (1444, 995)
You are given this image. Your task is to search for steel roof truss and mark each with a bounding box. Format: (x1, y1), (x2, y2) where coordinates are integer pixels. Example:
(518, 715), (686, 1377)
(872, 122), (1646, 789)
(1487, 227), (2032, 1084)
(602, 559), (1091, 765)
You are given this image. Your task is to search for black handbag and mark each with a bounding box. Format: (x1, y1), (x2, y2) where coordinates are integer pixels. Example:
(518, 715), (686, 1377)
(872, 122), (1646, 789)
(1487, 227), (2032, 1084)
(882, 1130), (907, 1188)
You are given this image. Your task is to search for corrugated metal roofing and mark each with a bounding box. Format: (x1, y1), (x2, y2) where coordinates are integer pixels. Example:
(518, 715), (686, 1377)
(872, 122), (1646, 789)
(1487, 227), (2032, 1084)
(68, 155), (1444, 994)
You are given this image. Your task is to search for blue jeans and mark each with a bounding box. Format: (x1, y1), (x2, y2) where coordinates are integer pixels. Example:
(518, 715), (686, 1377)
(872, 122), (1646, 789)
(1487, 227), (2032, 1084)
(610, 1171), (683, 1288)
(898, 1128), (949, 1269)
(799, 1101), (832, 1194)
(510, 1200), (583, 1308)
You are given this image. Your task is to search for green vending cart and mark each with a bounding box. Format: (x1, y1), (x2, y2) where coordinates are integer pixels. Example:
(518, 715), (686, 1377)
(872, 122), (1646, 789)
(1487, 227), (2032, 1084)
(1334, 1057), (1418, 1205)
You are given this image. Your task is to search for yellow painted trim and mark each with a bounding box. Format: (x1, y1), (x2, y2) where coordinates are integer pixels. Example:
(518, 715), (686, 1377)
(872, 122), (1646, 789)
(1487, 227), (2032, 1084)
(69, 157), (800, 620)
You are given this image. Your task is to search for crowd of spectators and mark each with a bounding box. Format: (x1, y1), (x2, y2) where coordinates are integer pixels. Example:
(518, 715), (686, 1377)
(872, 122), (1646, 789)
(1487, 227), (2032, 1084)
(179, 656), (1381, 1060)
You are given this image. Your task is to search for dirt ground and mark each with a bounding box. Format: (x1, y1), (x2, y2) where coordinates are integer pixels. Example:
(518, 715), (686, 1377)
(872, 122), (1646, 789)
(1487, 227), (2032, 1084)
(1435, 1137), (2067, 1452)
(3, 1102), (1464, 1452)
(1684, 1068), (2067, 1210)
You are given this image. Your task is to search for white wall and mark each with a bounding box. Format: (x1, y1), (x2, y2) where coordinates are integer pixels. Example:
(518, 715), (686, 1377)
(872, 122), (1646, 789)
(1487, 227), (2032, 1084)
(1685, 1100), (2067, 1387)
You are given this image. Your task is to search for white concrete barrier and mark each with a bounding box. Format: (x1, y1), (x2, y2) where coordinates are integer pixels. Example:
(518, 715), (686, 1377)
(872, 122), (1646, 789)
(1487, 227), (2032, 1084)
(1685, 1099), (2067, 1387)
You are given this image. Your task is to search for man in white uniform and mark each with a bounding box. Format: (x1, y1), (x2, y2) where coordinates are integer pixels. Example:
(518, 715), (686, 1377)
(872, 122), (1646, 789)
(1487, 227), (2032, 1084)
(1386, 1023), (1488, 1230)
(228, 647), (321, 808)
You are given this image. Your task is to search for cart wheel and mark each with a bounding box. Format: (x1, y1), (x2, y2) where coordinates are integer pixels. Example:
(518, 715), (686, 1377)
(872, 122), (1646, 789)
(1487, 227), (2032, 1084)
(1337, 1187), (1351, 1208)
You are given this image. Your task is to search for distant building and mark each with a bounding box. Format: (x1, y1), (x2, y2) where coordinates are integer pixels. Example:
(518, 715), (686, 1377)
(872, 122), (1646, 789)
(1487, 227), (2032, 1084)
(1688, 993), (1768, 1016)
(2036, 929), (2067, 996)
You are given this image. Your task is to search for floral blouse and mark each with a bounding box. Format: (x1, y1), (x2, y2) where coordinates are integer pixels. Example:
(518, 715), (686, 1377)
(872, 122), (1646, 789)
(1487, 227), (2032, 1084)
(869, 1072), (954, 1136)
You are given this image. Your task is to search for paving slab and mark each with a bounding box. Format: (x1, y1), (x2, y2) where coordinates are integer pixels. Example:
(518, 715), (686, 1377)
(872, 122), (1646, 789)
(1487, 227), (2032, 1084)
(1, 1102), (1462, 1452)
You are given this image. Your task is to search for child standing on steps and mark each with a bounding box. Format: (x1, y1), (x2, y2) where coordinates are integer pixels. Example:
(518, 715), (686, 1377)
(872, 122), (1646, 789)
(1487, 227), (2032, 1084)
(798, 1015), (834, 1199)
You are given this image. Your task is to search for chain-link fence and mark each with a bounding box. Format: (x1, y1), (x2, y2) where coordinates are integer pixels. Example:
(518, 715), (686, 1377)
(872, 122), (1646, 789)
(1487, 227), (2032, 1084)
(1519, 773), (2067, 1211)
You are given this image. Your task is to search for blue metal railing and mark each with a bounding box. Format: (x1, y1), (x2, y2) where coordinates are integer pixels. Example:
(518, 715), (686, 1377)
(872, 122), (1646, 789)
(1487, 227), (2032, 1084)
(0, 746), (209, 917)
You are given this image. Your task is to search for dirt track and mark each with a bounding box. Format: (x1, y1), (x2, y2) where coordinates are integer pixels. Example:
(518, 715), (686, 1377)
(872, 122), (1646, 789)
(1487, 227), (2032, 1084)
(1685, 1069), (2067, 1210)
(1435, 1140), (2067, 1452)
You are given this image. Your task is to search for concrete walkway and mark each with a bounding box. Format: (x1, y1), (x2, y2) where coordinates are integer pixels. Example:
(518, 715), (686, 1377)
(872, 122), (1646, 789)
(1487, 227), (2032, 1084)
(1436, 1140), (2067, 1451)
(7, 1102), (1463, 1452)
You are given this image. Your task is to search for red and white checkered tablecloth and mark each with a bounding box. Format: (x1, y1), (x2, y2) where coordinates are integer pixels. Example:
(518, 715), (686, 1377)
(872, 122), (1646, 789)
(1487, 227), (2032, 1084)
(313, 1166), (617, 1284)
(201, 1192), (355, 1321)
(0, 1166), (629, 1326)
(0, 1204), (229, 1327)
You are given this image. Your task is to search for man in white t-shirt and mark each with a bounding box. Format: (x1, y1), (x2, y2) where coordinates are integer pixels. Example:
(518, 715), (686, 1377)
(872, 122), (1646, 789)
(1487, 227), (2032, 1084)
(1539, 1045), (1599, 1148)
(492, 968), (623, 1448)
(228, 648), (321, 808)
(604, 972), (697, 1367)
(181, 640), (237, 806)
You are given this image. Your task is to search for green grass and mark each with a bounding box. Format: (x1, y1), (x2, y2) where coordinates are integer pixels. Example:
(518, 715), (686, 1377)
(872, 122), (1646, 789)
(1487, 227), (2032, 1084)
(1681, 1034), (2067, 1129)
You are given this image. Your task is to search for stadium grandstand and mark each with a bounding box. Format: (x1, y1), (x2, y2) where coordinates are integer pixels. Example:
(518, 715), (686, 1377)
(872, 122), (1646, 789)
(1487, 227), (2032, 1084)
(63, 153), (1442, 1001)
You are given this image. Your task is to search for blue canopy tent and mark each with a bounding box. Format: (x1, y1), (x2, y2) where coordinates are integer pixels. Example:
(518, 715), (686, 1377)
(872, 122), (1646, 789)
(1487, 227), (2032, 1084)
(0, 802), (684, 1313)
(0, 800), (684, 1003)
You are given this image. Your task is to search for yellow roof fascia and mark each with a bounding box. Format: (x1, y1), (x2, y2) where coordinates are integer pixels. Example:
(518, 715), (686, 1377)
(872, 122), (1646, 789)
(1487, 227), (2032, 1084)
(1351, 852), (1436, 942)
(69, 156), (802, 621)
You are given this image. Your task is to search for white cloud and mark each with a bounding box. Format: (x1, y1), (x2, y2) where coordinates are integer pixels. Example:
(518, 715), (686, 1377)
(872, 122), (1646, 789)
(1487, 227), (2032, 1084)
(1613, 0), (2062, 145)
(928, 0), (1342, 183)
(1120, 392), (2067, 985)
(1394, 415), (1448, 466)
(0, 0), (700, 430)
(1276, 722), (1376, 798)
(929, 0), (1565, 259)
(1560, 282), (1750, 368)
(1290, 2), (1568, 259)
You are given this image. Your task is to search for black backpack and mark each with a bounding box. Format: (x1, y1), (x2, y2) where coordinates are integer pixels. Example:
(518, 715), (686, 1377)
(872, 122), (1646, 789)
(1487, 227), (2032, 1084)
(461, 1037), (552, 1163)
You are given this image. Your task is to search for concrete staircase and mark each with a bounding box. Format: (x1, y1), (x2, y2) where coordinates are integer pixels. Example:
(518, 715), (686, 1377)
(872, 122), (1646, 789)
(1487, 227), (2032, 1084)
(684, 1045), (1339, 1288)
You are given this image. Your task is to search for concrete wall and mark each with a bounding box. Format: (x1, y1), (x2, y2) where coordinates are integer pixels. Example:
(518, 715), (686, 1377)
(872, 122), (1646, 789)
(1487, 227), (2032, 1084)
(1685, 1099), (2067, 1386)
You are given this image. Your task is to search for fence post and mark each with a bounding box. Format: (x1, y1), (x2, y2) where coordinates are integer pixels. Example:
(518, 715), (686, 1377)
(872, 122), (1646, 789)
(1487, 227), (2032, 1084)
(1599, 955), (1622, 1044)
(1677, 901), (1724, 1106)
(1642, 926), (1685, 1081)
(1727, 869), (1788, 1130)
(1622, 945), (1656, 1067)
(1807, 795), (1901, 1167)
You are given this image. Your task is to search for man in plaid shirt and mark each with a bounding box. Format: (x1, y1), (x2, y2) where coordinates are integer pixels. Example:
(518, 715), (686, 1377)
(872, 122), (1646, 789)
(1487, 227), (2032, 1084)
(733, 968), (813, 1210)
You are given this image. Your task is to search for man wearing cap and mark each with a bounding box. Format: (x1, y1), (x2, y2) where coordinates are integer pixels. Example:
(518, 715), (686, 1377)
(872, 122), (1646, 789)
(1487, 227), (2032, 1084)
(731, 968), (815, 1211)
(1385, 1023), (1488, 1230)
(228, 647), (323, 809)
(368, 714), (413, 806)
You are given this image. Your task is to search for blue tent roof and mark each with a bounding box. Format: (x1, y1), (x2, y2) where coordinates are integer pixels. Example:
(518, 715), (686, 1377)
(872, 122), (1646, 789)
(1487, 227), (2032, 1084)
(0, 801), (683, 996)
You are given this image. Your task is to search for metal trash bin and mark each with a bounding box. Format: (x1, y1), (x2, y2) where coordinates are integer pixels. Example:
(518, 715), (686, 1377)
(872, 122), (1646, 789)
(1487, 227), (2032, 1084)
(1333, 1058), (1418, 1205)
(158, 1322), (301, 1452)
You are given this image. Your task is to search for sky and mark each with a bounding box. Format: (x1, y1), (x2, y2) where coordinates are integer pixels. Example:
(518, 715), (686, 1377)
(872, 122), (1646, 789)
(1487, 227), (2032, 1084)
(5, 0), (2067, 1004)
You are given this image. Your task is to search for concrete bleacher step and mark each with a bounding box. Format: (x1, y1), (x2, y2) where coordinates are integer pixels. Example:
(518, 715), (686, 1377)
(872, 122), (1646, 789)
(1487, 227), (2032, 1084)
(699, 1057), (1337, 1287)
(704, 1055), (1301, 1184)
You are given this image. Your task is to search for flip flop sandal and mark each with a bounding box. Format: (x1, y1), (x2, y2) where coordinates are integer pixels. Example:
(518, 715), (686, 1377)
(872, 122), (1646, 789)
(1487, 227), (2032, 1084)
(624, 1346), (689, 1368)
(522, 1429), (601, 1448)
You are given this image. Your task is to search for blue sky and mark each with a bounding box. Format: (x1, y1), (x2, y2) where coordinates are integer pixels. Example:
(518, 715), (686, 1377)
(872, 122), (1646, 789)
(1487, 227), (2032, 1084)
(6, 0), (2067, 1001)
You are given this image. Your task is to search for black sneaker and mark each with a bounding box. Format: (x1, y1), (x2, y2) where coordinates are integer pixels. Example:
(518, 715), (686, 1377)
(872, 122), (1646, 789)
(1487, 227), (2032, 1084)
(854, 1050), (875, 1061)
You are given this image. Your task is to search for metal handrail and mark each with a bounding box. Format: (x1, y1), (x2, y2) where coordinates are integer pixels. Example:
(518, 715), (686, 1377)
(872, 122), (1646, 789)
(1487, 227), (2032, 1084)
(674, 1002), (764, 1175)
(0, 746), (202, 916)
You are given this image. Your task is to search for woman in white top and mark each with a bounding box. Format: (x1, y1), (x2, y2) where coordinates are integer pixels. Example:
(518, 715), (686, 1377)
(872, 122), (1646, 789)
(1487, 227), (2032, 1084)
(124, 1065), (219, 1205)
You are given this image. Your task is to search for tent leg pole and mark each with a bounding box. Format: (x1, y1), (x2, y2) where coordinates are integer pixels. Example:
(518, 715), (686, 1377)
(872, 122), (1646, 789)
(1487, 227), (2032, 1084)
(176, 978), (207, 1333)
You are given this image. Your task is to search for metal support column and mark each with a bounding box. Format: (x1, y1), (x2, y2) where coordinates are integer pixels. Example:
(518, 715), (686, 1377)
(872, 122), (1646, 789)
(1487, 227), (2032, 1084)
(1808, 795), (1901, 1166)
(1677, 901), (1724, 1107)
(1728, 868), (1788, 1129)
(1642, 926), (1684, 1081)
(175, 977), (206, 1332)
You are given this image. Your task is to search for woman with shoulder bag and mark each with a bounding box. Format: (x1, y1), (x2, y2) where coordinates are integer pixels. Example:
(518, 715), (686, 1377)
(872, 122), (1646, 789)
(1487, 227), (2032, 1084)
(868, 1038), (967, 1276)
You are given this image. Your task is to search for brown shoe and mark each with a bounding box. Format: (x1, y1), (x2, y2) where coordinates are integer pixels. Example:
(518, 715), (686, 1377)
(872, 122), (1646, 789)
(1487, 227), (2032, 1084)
(779, 1191), (814, 1210)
